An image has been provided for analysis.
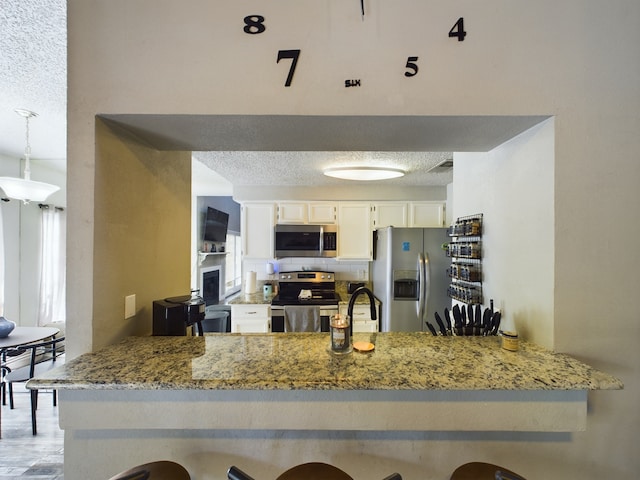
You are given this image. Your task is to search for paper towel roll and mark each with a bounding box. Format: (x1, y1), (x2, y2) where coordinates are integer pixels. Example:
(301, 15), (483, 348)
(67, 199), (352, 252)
(244, 271), (257, 293)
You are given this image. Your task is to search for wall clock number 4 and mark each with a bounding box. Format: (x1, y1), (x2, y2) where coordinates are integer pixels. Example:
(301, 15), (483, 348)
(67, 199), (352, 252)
(449, 17), (466, 41)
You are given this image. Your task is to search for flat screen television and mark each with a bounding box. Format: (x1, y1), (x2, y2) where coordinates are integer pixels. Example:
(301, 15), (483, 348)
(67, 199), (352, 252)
(203, 207), (229, 243)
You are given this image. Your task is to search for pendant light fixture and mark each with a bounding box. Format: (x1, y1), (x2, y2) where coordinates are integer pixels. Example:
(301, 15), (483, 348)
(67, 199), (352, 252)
(0, 109), (60, 204)
(323, 166), (405, 181)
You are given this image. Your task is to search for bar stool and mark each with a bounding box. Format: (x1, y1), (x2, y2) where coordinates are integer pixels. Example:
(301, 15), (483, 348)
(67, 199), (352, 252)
(276, 462), (353, 480)
(108, 460), (190, 480)
(228, 463), (402, 480)
(450, 462), (526, 480)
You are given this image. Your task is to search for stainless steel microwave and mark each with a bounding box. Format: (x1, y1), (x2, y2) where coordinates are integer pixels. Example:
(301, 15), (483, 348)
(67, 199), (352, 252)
(274, 224), (337, 258)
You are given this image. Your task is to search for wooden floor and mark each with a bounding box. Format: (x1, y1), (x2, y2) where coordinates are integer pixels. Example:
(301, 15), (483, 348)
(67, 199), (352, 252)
(0, 387), (64, 479)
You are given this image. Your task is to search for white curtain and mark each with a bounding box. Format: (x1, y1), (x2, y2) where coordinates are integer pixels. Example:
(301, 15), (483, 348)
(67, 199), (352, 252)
(38, 206), (66, 325)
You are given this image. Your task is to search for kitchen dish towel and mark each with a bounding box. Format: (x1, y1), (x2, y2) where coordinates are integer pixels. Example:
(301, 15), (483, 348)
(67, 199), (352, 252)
(284, 305), (321, 332)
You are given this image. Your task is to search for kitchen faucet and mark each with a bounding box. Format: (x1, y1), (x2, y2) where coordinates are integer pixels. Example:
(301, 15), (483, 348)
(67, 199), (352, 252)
(347, 286), (377, 336)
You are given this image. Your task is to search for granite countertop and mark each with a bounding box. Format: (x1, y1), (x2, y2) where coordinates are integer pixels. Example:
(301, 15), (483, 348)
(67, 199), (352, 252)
(28, 333), (622, 392)
(228, 292), (273, 305)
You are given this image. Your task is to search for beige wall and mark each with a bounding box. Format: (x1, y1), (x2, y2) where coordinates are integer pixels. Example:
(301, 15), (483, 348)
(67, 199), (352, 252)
(453, 120), (555, 348)
(67, 1), (639, 478)
(91, 119), (191, 351)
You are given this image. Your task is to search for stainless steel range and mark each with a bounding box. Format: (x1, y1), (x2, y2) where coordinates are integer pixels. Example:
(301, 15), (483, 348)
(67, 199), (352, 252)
(270, 271), (340, 332)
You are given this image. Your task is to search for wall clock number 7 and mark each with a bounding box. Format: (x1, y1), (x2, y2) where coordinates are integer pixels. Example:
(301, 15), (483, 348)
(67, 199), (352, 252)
(277, 50), (300, 87)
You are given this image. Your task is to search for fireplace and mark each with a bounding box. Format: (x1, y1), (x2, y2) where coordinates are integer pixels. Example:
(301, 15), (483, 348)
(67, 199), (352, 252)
(200, 265), (223, 312)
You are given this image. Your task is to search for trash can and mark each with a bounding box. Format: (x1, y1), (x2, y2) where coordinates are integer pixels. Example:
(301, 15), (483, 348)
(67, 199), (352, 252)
(201, 311), (229, 333)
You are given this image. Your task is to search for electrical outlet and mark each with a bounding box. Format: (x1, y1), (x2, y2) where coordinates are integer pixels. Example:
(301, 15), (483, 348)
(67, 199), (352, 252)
(124, 294), (136, 319)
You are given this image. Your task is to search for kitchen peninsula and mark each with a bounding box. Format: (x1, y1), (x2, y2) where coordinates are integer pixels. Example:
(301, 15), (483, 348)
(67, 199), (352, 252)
(29, 333), (621, 480)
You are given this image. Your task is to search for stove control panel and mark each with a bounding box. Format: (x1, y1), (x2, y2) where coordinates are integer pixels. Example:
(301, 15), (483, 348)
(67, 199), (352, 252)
(279, 271), (333, 282)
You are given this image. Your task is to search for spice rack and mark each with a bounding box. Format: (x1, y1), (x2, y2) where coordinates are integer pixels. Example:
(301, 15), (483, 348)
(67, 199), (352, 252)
(446, 214), (483, 304)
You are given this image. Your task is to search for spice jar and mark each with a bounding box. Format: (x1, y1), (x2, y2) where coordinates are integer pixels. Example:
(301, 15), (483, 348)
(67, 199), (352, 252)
(330, 314), (352, 355)
(501, 331), (519, 351)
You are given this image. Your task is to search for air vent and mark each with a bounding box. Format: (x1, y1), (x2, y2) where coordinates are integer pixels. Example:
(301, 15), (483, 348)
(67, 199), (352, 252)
(429, 159), (453, 173)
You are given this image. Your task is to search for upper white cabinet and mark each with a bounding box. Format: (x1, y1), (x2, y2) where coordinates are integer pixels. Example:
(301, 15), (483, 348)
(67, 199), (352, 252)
(372, 202), (408, 229)
(372, 202), (445, 228)
(337, 203), (372, 260)
(277, 202), (308, 224)
(408, 202), (445, 227)
(308, 203), (337, 224)
(241, 202), (275, 259)
(277, 202), (337, 224)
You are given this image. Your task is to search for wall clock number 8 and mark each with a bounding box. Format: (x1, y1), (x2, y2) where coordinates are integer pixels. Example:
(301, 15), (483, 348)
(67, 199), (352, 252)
(242, 15), (466, 87)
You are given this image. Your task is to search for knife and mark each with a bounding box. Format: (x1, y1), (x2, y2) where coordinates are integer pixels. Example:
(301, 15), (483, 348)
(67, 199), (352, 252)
(452, 304), (463, 328)
(482, 307), (492, 335)
(490, 311), (502, 335)
(434, 312), (447, 336)
(443, 308), (452, 333)
(468, 304), (475, 326)
(425, 322), (438, 336)
(472, 305), (482, 335)
(463, 304), (474, 335)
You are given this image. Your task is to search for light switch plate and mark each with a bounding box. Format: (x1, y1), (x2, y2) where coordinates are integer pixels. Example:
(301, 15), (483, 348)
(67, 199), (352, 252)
(124, 294), (136, 319)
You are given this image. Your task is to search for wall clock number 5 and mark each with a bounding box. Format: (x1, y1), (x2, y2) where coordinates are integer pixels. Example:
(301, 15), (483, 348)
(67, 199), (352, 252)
(449, 17), (466, 41)
(405, 57), (419, 77)
(277, 50), (301, 87)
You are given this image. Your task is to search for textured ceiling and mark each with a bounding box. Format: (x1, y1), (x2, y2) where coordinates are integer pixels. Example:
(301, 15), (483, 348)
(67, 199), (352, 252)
(0, 1), (547, 188)
(194, 151), (453, 187)
(0, 0), (67, 162)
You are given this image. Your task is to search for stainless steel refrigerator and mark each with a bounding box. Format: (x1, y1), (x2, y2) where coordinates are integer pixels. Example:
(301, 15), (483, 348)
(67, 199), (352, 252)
(372, 226), (450, 332)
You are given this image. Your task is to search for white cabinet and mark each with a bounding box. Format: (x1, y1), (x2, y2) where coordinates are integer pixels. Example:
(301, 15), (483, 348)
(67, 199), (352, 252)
(372, 202), (445, 228)
(277, 202), (308, 224)
(308, 203), (337, 224)
(408, 202), (445, 227)
(339, 304), (379, 332)
(277, 202), (337, 224)
(231, 304), (271, 333)
(241, 202), (275, 259)
(337, 203), (372, 260)
(372, 202), (408, 229)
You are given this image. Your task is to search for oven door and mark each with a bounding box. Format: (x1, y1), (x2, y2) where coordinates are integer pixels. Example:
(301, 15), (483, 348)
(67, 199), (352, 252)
(270, 305), (337, 332)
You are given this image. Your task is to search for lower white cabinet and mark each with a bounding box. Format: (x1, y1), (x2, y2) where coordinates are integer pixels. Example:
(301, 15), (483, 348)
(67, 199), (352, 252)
(231, 304), (271, 333)
(339, 304), (379, 332)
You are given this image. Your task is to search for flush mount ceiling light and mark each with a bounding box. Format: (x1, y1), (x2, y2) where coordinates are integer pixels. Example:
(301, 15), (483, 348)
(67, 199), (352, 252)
(323, 166), (405, 181)
(0, 109), (60, 204)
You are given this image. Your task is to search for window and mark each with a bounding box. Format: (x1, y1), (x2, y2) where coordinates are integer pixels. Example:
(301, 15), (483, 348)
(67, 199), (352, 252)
(225, 231), (242, 296)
